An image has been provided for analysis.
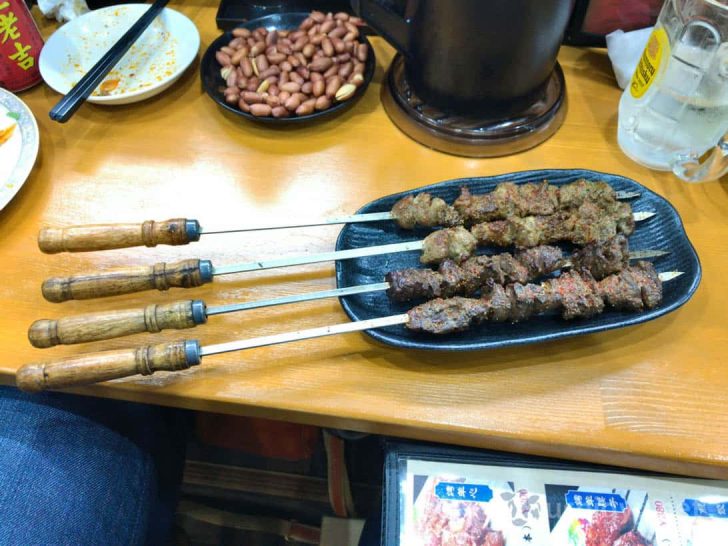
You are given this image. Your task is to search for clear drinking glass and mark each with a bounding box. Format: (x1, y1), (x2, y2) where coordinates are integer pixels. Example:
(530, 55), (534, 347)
(617, 0), (728, 182)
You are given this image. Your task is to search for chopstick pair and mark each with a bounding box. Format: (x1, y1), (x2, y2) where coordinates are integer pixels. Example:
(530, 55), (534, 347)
(49, 0), (169, 122)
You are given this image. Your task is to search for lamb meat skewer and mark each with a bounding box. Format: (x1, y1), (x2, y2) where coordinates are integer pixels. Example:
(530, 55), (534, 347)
(38, 180), (638, 253)
(29, 237), (666, 347)
(421, 206), (652, 265)
(387, 235), (667, 302)
(391, 179), (639, 229)
(406, 261), (665, 335)
(16, 265), (679, 392)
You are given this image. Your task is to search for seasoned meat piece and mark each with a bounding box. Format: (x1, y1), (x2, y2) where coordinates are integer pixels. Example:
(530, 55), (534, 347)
(509, 282), (559, 321)
(597, 261), (662, 311)
(556, 270), (605, 319)
(386, 268), (442, 301)
(572, 234), (629, 280)
(391, 192), (462, 229)
(558, 178), (617, 208)
(586, 507), (633, 546)
(563, 201), (619, 244)
(453, 180), (622, 224)
(407, 297), (488, 334)
(470, 215), (549, 248)
(386, 246), (562, 302)
(483, 283), (513, 322)
(515, 245), (564, 278)
(483, 530), (505, 546)
(613, 530), (653, 546)
(421, 227), (477, 265)
(405, 264), (662, 335)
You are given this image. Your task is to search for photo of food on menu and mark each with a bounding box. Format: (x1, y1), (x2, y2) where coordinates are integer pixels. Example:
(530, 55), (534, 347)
(398, 459), (728, 546)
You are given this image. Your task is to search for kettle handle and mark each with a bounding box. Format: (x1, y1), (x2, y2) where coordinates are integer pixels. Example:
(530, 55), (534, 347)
(351, 0), (413, 55)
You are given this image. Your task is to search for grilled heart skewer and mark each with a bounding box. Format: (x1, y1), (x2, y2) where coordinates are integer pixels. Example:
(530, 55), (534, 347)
(37, 180), (638, 253)
(30, 238), (666, 347)
(16, 265), (681, 392)
(41, 211), (654, 303)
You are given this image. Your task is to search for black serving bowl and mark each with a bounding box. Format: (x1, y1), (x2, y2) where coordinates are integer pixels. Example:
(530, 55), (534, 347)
(200, 12), (376, 124)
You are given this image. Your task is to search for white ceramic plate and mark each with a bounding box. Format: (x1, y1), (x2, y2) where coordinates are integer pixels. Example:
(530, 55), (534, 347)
(0, 89), (39, 212)
(39, 5), (199, 105)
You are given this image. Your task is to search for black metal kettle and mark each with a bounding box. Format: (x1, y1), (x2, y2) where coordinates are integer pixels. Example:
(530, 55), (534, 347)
(351, 0), (574, 114)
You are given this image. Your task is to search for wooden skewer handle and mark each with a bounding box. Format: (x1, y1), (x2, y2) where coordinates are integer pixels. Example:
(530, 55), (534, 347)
(16, 340), (201, 393)
(41, 259), (214, 302)
(38, 219), (201, 253)
(28, 300), (207, 348)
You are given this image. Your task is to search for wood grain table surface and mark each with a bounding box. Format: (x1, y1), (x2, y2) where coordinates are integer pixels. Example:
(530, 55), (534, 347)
(2, 3), (727, 478)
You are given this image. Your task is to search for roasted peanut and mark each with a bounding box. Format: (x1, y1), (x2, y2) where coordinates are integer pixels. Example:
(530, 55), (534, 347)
(225, 92), (240, 105)
(289, 71), (305, 85)
(250, 41), (265, 57)
(320, 20), (335, 34)
(267, 52), (287, 65)
(250, 103), (272, 117)
(255, 54), (269, 72)
(322, 38), (334, 57)
(310, 10), (326, 23)
(301, 81), (313, 94)
(339, 62), (353, 79)
(260, 65), (280, 79)
(280, 81), (301, 93)
(309, 56), (333, 72)
(312, 79), (325, 97)
(265, 30), (278, 46)
(240, 57), (253, 77)
(323, 64), (340, 78)
(334, 12), (349, 21)
(296, 98), (316, 116)
(278, 90), (291, 102)
(315, 95), (331, 110)
(272, 105), (289, 118)
(232, 27), (251, 38)
(284, 95), (301, 111)
(265, 95), (281, 107)
(335, 83), (356, 101)
(242, 91), (264, 104)
(329, 26), (347, 40)
(231, 49), (246, 66)
(356, 43), (368, 62)
(256, 79), (270, 94)
(302, 43), (315, 59)
(215, 51), (231, 66)
(238, 98), (251, 112)
(325, 75), (342, 98)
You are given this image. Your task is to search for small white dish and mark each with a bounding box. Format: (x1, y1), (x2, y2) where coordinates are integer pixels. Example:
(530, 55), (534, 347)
(39, 5), (199, 105)
(0, 89), (39, 212)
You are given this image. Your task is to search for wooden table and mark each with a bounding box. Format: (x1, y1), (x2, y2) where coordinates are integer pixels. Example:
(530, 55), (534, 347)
(3, 4), (727, 479)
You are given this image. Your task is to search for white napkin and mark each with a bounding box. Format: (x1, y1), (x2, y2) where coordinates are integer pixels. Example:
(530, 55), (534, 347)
(37, 0), (89, 22)
(606, 27), (654, 89)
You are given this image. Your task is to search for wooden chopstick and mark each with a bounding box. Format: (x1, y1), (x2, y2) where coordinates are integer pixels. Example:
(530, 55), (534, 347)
(49, 0), (170, 123)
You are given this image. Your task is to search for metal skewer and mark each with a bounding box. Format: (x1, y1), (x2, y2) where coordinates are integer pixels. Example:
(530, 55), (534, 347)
(16, 270), (683, 393)
(29, 250), (669, 347)
(40, 212), (657, 303)
(36, 191), (642, 253)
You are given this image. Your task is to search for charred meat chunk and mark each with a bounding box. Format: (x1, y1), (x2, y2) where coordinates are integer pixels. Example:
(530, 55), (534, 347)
(421, 227), (477, 265)
(597, 260), (662, 311)
(386, 245), (564, 302)
(558, 178), (617, 209)
(391, 193), (462, 229)
(406, 297), (488, 334)
(572, 234), (629, 280)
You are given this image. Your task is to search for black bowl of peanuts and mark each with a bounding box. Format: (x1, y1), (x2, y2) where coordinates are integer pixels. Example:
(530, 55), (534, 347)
(201, 10), (375, 123)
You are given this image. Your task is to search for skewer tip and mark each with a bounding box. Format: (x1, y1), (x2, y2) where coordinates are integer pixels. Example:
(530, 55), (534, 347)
(659, 271), (684, 282)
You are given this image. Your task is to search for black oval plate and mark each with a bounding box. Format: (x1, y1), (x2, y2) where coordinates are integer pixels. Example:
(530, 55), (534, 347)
(335, 169), (702, 351)
(200, 12), (376, 124)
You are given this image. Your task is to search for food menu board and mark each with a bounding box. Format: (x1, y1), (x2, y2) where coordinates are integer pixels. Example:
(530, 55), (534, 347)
(385, 446), (728, 546)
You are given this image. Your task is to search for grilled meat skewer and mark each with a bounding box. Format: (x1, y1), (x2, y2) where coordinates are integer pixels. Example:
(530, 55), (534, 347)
(391, 179), (638, 229)
(388, 235), (665, 302)
(407, 261), (663, 335)
(17, 267), (679, 392)
(421, 205), (651, 265)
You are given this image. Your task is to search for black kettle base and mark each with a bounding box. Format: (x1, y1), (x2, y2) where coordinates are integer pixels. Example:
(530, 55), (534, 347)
(381, 55), (567, 158)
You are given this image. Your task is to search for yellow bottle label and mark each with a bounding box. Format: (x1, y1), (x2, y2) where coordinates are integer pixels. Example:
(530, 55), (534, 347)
(630, 27), (669, 99)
